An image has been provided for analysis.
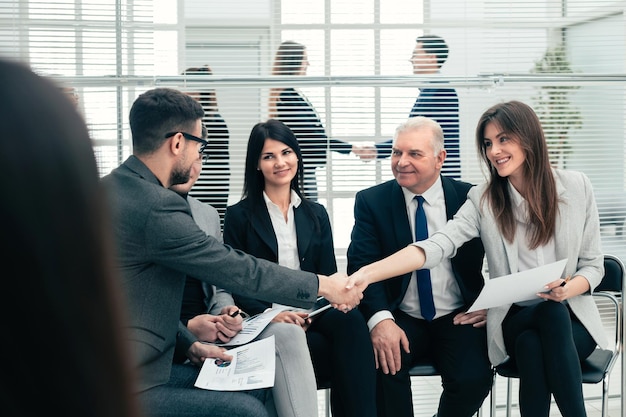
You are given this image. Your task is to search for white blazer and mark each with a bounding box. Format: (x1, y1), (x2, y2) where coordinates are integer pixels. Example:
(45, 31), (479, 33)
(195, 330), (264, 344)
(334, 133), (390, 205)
(417, 169), (608, 365)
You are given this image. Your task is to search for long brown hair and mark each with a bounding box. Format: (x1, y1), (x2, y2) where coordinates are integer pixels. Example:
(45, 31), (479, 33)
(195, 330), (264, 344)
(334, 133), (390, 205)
(475, 100), (558, 248)
(268, 41), (306, 118)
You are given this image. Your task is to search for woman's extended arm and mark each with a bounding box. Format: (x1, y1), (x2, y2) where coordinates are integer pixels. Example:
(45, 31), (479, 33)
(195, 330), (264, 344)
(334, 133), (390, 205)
(346, 244), (426, 290)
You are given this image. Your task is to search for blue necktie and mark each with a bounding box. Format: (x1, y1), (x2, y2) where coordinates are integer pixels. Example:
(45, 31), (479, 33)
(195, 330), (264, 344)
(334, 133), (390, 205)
(415, 196), (436, 321)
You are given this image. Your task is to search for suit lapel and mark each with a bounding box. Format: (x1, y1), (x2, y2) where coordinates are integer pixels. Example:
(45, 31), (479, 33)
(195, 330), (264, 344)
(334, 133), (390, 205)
(294, 206), (313, 260)
(391, 182), (413, 245)
(391, 183), (414, 296)
(502, 235), (519, 274)
(251, 206), (279, 259)
(441, 176), (461, 219)
(553, 174), (569, 262)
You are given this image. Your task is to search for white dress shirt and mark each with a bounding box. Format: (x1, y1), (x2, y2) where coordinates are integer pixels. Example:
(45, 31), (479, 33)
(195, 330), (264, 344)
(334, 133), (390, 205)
(265, 190), (312, 312)
(508, 181), (557, 306)
(367, 177), (463, 330)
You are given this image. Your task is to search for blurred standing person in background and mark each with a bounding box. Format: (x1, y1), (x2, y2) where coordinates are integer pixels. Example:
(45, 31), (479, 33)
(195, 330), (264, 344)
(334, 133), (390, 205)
(183, 65), (230, 226)
(369, 35), (461, 178)
(269, 41), (368, 201)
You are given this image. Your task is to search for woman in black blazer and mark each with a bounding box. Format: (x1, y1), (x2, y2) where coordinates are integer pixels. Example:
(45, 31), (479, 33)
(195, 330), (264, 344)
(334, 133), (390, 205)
(269, 41), (357, 201)
(224, 119), (376, 417)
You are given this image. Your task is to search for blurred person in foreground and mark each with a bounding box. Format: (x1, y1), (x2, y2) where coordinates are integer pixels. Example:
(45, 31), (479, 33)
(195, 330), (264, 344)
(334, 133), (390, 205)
(0, 58), (141, 417)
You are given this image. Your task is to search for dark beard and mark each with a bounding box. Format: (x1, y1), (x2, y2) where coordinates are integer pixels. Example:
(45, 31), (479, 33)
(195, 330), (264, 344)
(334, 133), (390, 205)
(170, 164), (191, 186)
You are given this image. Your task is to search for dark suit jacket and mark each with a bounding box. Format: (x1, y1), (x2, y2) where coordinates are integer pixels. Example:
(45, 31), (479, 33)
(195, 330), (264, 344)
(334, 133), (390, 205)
(408, 86), (459, 143)
(346, 176), (484, 322)
(101, 156), (319, 392)
(374, 85), (460, 176)
(224, 197), (337, 316)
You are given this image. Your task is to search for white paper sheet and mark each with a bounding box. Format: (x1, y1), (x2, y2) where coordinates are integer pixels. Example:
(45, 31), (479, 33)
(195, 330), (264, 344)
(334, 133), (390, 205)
(194, 336), (276, 391)
(213, 308), (285, 347)
(467, 258), (568, 312)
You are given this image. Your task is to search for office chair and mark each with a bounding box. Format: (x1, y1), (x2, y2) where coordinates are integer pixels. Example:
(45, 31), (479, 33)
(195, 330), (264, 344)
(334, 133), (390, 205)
(489, 254), (624, 417)
(319, 361), (483, 417)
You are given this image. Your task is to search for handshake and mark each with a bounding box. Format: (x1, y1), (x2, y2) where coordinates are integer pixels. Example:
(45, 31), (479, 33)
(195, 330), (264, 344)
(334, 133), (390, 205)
(316, 271), (370, 313)
(351, 144), (377, 161)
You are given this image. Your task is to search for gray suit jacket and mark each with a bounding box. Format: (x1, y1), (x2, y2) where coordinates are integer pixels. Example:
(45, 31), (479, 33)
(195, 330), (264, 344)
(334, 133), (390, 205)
(176, 196), (236, 355)
(416, 169), (608, 365)
(187, 196), (232, 314)
(102, 156), (318, 392)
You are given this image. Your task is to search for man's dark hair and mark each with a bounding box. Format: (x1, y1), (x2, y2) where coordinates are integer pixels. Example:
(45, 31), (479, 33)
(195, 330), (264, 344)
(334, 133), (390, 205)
(129, 87), (204, 155)
(416, 34), (449, 68)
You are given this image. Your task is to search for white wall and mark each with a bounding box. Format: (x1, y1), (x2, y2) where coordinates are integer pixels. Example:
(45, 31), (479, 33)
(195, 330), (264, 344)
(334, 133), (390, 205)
(184, 0), (271, 24)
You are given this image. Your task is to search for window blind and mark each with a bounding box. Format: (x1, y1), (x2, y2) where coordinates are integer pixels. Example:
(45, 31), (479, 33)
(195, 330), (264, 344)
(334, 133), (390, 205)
(184, 0), (626, 267)
(2, 0), (624, 276)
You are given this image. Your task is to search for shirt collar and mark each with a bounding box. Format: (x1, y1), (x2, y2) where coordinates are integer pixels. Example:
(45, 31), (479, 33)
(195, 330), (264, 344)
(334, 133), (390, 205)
(508, 180), (528, 221)
(400, 175), (443, 208)
(262, 189), (302, 209)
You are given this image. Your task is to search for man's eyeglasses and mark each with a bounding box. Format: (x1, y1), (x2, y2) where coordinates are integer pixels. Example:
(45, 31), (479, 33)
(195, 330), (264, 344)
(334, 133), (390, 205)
(164, 131), (209, 155)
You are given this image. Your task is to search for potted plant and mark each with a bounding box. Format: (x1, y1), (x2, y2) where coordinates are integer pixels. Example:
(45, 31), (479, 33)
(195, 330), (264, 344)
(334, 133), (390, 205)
(531, 45), (582, 168)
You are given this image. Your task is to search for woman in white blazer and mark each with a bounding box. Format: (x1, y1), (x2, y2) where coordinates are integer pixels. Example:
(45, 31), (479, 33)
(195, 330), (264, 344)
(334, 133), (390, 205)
(348, 101), (606, 417)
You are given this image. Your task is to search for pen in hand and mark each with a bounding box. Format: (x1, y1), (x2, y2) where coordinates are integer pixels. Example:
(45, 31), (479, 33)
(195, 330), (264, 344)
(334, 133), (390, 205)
(229, 309), (241, 318)
(559, 275), (571, 287)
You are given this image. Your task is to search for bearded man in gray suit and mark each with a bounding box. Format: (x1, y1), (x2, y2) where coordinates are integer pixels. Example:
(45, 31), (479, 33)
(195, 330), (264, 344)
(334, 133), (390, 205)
(101, 87), (362, 417)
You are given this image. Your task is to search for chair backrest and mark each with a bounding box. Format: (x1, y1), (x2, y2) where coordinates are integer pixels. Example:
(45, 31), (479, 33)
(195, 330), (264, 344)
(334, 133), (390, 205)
(596, 254), (625, 293)
(592, 254), (624, 378)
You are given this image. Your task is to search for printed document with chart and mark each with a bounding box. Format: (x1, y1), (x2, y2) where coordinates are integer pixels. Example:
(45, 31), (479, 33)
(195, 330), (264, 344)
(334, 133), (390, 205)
(195, 335), (275, 391)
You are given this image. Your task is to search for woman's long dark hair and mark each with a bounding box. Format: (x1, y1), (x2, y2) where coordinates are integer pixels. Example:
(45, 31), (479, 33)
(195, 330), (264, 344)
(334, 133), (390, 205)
(269, 41), (306, 118)
(242, 119), (320, 231)
(0, 58), (141, 417)
(475, 100), (558, 248)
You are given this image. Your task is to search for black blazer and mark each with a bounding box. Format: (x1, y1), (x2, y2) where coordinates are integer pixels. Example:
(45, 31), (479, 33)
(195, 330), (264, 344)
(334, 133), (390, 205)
(373, 85), (461, 177)
(276, 88), (352, 199)
(346, 176), (485, 322)
(224, 197), (337, 316)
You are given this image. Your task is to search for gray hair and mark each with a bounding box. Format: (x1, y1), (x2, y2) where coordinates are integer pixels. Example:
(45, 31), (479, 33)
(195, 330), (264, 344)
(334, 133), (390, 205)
(393, 116), (444, 155)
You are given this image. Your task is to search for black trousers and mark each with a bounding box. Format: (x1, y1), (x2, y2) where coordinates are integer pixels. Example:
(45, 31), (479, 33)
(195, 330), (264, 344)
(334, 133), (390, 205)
(502, 301), (596, 417)
(307, 308), (377, 417)
(377, 308), (492, 417)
